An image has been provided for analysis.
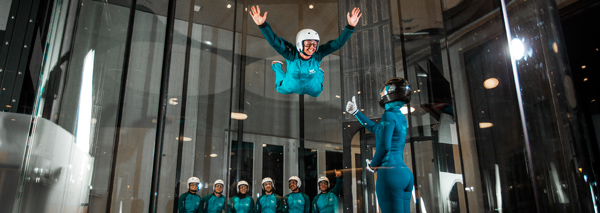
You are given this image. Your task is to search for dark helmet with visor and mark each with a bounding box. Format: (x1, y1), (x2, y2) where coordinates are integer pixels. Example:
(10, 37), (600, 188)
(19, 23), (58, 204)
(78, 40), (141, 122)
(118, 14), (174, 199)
(378, 77), (411, 108)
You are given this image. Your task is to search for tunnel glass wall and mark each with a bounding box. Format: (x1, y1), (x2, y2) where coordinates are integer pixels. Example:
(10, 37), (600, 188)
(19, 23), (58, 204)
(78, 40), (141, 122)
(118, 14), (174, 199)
(1, 0), (597, 212)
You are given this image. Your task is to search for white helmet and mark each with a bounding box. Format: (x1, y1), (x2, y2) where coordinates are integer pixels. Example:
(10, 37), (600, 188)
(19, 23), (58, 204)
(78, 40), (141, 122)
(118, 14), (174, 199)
(237, 180), (249, 193)
(187, 177), (200, 189)
(262, 177), (274, 190)
(317, 176), (330, 191)
(288, 176), (302, 188)
(213, 179), (225, 190)
(296, 29), (320, 53)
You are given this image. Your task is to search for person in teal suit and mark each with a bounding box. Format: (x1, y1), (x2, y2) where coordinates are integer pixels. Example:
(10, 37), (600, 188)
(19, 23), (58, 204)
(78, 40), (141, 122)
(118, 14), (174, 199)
(346, 77), (414, 213)
(249, 5), (362, 97)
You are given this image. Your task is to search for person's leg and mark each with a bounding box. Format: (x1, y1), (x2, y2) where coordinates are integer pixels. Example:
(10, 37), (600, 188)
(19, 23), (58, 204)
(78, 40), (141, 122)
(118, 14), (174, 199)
(401, 168), (414, 213)
(305, 68), (324, 97)
(271, 61), (293, 94)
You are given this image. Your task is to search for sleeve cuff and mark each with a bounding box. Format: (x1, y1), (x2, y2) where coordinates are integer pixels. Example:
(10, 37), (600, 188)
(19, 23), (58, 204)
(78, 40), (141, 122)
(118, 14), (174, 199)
(346, 25), (355, 30)
(259, 22), (268, 29)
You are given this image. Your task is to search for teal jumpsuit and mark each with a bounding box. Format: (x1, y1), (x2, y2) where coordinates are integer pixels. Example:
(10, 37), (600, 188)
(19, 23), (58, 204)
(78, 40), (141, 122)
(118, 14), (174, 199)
(284, 192), (310, 213)
(179, 192), (202, 213)
(201, 194), (226, 213)
(354, 101), (414, 213)
(229, 194), (255, 213)
(258, 22), (355, 97)
(254, 193), (285, 213)
(312, 177), (343, 213)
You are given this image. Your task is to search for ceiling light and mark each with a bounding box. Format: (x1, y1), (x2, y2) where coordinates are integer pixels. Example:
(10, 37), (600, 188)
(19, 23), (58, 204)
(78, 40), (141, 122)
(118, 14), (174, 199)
(176, 136), (193, 141)
(309, 5), (314, 9)
(169, 98), (178, 105)
(479, 122), (493, 128)
(194, 5), (201, 12)
(552, 42), (558, 53)
(227, 4), (231, 9)
(209, 153), (218, 157)
(583, 78), (588, 82)
(483, 78), (499, 89)
(510, 38), (525, 60)
(231, 112), (248, 120)
(581, 65), (586, 69)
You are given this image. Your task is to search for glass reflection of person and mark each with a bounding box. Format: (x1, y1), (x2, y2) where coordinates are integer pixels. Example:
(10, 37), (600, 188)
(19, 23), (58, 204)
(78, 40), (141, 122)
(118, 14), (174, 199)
(311, 170), (343, 213)
(229, 181), (255, 213)
(284, 176), (310, 213)
(179, 177), (202, 213)
(201, 179), (226, 213)
(346, 78), (415, 213)
(248, 5), (362, 97)
(254, 177), (285, 213)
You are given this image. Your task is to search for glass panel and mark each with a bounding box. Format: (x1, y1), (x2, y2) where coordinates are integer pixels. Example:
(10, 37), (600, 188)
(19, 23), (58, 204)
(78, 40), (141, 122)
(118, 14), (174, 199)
(19, 0), (133, 212)
(303, 148), (318, 199)
(0, 112), (31, 212)
(230, 141), (255, 196)
(263, 144), (284, 196)
(109, 1), (165, 212)
(0, 0), (13, 41)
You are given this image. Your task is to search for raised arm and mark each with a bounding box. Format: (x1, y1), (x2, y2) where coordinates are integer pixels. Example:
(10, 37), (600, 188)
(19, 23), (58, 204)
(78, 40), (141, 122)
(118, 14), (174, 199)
(317, 7), (361, 57)
(346, 96), (376, 132)
(330, 170), (344, 196)
(250, 5), (295, 60)
(249, 5), (267, 25)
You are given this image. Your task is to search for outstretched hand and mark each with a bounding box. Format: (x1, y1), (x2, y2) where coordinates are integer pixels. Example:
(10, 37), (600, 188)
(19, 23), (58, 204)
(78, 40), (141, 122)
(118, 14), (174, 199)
(346, 96), (359, 115)
(249, 5), (267, 25)
(335, 169), (342, 178)
(347, 7), (362, 27)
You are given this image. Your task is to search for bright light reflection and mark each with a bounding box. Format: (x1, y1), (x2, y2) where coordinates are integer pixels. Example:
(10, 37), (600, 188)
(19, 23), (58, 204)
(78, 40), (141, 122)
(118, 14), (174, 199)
(400, 106), (415, 114)
(76, 50), (94, 153)
(510, 38), (525, 60)
(484, 78), (499, 89)
(231, 112), (248, 120)
(227, 4), (231, 8)
(584, 78), (588, 82)
(479, 122), (493, 128)
(175, 136), (192, 142)
(209, 153), (218, 157)
(308, 5), (314, 9)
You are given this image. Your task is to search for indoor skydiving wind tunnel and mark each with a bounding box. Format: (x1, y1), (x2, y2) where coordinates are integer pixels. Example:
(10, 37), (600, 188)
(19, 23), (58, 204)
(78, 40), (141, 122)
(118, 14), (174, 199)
(1, 0), (599, 212)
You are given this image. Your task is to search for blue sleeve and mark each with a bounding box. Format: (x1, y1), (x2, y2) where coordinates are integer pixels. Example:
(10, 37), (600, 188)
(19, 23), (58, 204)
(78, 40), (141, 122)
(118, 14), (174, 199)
(315, 26), (354, 58)
(201, 194), (211, 213)
(354, 111), (376, 132)
(330, 177), (344, 196)
(332, 194), (339, 213)
(277, 195), (286, 213)
(179, 193), (188, 212)
(370, 112), (395, 167)
(303, 194), (311, 213)
(259, 22), (296, 61)
(311, 195), (319, 213)
(254, 196), (262, 213)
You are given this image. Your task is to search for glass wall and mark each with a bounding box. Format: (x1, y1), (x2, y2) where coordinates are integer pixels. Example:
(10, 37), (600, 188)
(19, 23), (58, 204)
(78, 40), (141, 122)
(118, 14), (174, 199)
(2, 0), (598, 212)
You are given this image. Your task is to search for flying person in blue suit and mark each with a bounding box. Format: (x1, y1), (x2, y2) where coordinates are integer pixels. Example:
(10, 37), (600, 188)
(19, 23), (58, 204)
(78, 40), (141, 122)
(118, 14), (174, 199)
(249, 5), (362, 97)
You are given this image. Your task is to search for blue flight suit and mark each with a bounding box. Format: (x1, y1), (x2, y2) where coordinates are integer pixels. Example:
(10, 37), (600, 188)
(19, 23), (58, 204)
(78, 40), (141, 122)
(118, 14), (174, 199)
(201, 194), (226, 213)
(312, 177), (343, 213)
(229, 194), (255, 213)
(354, 101), (414, 213)
(284, 192), (310, 213)
(179, 192), (202, 213)
(254, 193), (285, 213)
(258, 22), (355, 97)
